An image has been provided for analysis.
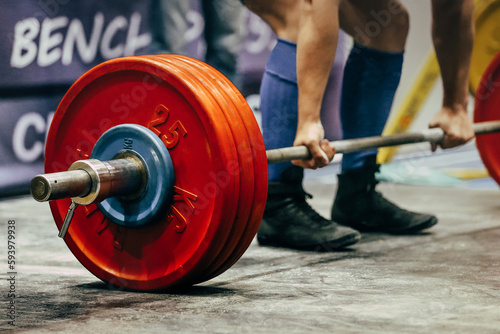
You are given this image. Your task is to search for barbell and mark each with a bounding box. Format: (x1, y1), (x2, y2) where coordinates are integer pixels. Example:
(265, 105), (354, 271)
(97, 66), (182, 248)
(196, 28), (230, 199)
(31, 52), (500, 291)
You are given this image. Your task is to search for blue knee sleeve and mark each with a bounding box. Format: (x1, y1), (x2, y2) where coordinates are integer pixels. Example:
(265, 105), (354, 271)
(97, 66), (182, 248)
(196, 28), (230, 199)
(261, 39), (298, 181)
(340, 43), (404, 171)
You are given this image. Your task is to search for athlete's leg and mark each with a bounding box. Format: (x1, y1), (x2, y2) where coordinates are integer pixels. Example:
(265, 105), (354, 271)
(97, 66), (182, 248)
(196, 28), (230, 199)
(246, 0), (361, 250)
(339, 0), (408, 170)
(333, 1), (437, 234)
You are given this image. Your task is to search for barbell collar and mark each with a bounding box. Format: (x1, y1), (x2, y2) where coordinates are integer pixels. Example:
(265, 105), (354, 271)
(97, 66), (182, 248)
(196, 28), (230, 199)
(266, 121), (500, 164)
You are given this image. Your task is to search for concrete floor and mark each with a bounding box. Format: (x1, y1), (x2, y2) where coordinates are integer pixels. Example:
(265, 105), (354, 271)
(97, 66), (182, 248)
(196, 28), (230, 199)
(1, 178), (500, 333)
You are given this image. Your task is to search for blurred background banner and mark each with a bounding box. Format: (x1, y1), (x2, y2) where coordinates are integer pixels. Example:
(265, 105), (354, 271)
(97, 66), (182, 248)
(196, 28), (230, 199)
(0, 0), (153, 197)
(0, 0), (151, 88)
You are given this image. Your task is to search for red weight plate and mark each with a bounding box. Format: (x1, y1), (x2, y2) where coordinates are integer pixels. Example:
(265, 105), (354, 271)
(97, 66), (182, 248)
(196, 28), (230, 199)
(167, 56), (256, 281)
(206, 92), (268, 280)
(474, 51), (500, 186)
(174, 60), (258, 281)
(146, 55), (251, 281)
(189, 59), (268, 280)
(45, 56), (240, 290)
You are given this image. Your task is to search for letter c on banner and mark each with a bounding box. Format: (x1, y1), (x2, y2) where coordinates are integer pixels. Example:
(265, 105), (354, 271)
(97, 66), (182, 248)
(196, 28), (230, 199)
(12, 112), (46, 163)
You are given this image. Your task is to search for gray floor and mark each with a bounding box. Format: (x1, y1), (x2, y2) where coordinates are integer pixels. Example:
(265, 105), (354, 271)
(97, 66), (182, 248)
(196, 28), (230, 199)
(1, 173), (499, 333)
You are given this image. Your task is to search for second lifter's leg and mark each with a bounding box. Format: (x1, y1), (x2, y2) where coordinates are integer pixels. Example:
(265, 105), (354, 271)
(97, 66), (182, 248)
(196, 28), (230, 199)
(202, 0), (245, 85)
(149, 0), (189, 54)
(245, 0), (361, 250)
(331, 0), (438, 234)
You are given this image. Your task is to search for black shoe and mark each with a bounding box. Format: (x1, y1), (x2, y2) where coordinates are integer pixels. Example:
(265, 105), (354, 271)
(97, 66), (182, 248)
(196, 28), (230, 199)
(257, 166), (361, 251)
(331, 157), (438, 234)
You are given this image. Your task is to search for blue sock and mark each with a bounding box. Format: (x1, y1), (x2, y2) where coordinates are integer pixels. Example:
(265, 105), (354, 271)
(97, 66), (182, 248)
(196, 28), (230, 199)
(340, 43), (404, 171)
(260, 39), (298, 182)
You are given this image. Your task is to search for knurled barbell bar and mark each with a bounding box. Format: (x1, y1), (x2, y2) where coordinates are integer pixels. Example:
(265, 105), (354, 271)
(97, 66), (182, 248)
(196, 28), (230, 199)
(31, 52), (500, 291)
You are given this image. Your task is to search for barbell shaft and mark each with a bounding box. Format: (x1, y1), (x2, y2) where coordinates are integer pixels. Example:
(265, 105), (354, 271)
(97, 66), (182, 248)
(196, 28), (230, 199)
(31, 120), (500, 204)
(266, 120), (500, 164)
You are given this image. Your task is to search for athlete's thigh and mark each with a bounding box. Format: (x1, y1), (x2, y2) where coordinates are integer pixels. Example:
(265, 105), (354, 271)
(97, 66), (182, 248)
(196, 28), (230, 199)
(339, 0), (406, 37)
(244, 0), (302, 39)
(339, 0), (408, 49)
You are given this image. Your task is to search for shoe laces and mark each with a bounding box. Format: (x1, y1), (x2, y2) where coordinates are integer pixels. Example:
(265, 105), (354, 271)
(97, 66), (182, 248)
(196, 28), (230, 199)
(292, 192), (329, 224)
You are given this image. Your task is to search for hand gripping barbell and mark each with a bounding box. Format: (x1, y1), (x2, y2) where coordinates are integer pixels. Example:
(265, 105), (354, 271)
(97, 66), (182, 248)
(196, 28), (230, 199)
(31, 52), (500, 291)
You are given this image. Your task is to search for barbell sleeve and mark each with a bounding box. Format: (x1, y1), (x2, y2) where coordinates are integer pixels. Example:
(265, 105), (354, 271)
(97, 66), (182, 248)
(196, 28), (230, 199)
(31, 156), (146, 205)
(31, 169), (93, 202)
(266, 120), (500, 164)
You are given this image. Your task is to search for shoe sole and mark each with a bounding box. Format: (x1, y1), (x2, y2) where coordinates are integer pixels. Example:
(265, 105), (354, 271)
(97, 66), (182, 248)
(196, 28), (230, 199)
(337, 216), (438, 235)
(390, 216), (438, 235)
(257, 232), (361, 252)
